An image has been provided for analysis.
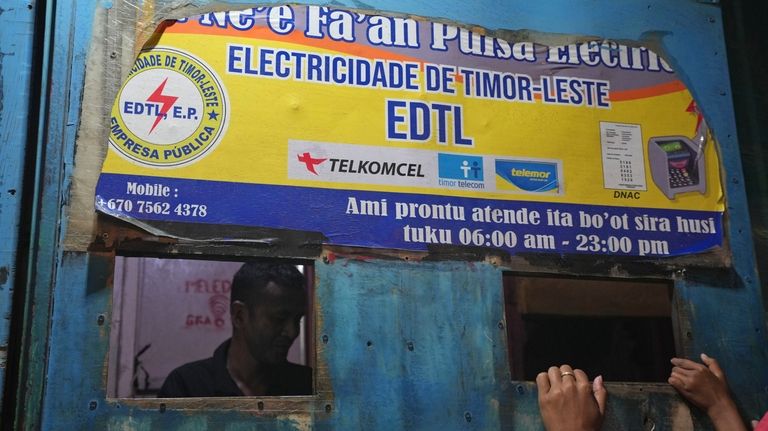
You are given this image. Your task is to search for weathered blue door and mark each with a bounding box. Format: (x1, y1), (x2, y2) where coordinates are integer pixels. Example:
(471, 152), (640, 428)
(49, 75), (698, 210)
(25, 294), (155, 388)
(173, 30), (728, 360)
(3, 1), (767, 430)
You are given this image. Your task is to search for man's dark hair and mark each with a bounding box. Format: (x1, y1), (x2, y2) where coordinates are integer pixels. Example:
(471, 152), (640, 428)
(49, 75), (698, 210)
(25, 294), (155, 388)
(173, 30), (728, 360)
(230, 262), (305, 308)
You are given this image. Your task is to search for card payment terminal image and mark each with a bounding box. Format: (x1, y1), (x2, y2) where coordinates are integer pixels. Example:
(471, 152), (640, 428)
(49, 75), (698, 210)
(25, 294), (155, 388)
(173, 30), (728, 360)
(648, 136), (706, 199)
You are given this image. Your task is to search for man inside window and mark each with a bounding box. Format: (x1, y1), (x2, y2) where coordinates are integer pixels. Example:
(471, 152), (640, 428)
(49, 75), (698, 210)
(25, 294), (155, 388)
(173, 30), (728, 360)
(159, 262), (312, 397)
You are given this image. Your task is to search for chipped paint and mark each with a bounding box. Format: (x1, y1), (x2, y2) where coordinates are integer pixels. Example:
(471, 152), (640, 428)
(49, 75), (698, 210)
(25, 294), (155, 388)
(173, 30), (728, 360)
(106, 415), (152, 431)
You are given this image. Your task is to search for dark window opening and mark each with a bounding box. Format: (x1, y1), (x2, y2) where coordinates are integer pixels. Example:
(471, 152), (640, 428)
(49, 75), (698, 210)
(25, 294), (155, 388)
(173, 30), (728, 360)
(106, 256), (315, 398)
(503, 273), (675, 383)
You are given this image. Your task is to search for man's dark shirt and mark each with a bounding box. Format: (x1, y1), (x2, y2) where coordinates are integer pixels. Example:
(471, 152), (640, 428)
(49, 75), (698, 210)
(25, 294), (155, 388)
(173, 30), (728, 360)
(158, 339), (312, 397)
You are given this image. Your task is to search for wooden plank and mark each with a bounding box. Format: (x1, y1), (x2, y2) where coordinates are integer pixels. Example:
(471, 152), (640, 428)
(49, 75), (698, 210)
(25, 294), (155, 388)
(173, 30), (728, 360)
(13, 0), (99, 429)
(511, 276), (671, 317)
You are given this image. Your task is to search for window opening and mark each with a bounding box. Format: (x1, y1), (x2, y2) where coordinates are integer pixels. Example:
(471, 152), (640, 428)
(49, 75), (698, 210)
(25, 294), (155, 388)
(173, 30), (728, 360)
(106, 256), (314, 398)
(503, 273), (674, 382)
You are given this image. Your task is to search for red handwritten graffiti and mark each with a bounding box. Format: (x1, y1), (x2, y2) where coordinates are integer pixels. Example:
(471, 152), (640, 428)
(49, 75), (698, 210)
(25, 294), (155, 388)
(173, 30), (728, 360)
(184, 279), (231, 294)
(185, 314), (226, 328)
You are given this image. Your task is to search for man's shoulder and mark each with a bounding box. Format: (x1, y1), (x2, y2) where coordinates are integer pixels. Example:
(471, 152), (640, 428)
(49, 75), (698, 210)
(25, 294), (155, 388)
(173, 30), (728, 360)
(158, 357), (219, 398)
(170, 356), (218, 379)
(158, 339), (236, 397)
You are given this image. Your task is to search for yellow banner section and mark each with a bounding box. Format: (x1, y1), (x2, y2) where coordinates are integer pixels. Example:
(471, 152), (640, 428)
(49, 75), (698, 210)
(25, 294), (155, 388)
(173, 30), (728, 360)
(104, 11), (724, 211)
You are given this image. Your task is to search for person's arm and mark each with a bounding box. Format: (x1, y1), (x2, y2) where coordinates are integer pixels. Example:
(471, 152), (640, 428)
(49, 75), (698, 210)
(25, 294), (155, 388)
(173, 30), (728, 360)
(536, 364), (607, 431)
(668, 353), (747, 431)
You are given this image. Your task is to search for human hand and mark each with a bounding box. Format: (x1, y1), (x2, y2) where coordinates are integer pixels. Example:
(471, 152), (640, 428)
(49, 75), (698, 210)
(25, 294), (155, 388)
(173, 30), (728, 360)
(669, 353), (746, 431)
(669, 354), (731, 413)
(536, 364), (607, 431)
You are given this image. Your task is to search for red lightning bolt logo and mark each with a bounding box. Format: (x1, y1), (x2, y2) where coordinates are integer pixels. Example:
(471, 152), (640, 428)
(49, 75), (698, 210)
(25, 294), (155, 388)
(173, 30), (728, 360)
(146, 78), (178, 134)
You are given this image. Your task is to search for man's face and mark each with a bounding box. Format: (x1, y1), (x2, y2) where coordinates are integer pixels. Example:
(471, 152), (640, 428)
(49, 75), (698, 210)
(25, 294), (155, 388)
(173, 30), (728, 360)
(241, 281), (307, 365)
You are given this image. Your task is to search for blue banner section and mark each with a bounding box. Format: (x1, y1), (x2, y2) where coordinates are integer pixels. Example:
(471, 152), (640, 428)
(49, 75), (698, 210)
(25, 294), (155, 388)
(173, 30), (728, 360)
(96, 173), (722, 257)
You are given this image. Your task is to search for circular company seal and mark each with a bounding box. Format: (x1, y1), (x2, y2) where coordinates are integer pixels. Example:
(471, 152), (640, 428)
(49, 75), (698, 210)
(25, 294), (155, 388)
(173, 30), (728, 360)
(109, 47), (229, 167)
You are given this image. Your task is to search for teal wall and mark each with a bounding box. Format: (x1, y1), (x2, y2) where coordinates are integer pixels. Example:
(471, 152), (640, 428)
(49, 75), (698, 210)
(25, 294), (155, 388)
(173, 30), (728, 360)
(0, 0), (37, 412)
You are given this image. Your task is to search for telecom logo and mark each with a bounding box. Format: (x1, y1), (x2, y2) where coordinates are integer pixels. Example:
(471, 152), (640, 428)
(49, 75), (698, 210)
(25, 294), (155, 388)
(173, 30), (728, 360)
(437, 153), (485, 189)
(297, 152), (327, 175)
(495, 159), (561, 193)
(109, 47), (229, 167)
(288, 140), (434, 188)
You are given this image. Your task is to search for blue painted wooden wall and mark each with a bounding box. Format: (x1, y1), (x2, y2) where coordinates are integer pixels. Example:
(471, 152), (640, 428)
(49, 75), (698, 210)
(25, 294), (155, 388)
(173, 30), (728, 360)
(4, 0), (767, 430)
(0, 0), (37, 411)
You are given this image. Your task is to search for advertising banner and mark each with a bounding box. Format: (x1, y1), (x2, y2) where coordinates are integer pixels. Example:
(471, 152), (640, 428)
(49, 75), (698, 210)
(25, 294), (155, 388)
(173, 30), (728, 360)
(95, 6), (724, 257)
